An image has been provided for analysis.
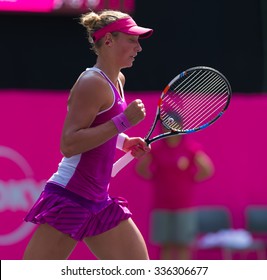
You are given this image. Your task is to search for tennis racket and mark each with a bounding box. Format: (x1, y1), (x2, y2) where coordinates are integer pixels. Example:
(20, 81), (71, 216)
(111, 66), (232, 177)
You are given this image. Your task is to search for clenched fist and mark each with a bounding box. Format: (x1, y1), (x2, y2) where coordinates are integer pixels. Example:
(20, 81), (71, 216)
(123, 99), (146, 126)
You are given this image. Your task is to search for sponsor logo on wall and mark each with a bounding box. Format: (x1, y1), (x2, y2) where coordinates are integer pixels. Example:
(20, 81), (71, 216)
(0, 146), (45, 245)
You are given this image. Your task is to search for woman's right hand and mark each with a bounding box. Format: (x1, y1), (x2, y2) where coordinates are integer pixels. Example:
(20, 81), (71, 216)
(123, 99), (146, 126)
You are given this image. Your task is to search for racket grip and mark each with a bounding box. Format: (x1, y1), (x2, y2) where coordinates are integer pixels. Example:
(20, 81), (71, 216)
(111, 151), (135, 177)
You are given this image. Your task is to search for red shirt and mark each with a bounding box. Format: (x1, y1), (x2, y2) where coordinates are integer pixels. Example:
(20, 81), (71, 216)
(149, 137), (202, 210)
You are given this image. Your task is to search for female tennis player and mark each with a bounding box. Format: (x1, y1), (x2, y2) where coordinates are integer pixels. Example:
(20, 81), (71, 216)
(23, 9), (153, 260)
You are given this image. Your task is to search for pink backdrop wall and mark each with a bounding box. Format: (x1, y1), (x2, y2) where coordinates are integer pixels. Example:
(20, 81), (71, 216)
(1, 90), (267, 260)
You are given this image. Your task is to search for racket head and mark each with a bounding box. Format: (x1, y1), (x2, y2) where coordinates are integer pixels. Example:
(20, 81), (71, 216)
(159, 66), (231, 133)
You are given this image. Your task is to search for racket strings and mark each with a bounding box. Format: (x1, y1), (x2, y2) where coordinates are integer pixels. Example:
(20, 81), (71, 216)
(170, 72), (226, 115)
(160, 70), (230, 131)
(173, 70), (213, 94)
(172, 71), (226, 108)
(163, 89), (228, 130)
(171, 74), (228, 128)
(165, 71), (221, 115)
(165, 91), (228, 130)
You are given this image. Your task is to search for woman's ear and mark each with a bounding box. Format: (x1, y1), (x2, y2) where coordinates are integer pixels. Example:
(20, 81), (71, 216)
(104, 33), (113, 46)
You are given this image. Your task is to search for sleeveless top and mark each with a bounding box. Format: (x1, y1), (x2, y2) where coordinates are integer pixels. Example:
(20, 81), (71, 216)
(48, 67), (127, 202)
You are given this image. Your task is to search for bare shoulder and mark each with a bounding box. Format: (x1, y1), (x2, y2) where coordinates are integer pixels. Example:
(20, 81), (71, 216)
(71, 70), (106, 97)
(68, 70), (111, 109)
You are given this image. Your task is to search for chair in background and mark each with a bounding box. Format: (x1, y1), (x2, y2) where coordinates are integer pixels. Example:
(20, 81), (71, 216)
(196, 207), (232, 233)
(192, 206), (234, 259)
(246, 206), (267, 232)
(244, 206), (267, 259)
(192, 206), (267, 259)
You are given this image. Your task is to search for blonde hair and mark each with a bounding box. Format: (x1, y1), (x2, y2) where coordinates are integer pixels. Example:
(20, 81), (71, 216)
(80, 10), (129, 53)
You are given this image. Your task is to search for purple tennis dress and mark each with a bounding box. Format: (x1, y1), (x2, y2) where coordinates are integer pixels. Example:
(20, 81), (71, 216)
(24, 67), (132, 240)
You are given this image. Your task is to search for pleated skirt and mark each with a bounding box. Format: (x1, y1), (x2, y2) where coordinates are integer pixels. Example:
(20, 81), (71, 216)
(24, 183), (132, 240)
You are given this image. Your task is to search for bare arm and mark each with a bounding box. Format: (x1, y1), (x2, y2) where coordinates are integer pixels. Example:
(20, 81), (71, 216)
(193, 151), (215, 182)
(60, 72), (146, 158)
(135, 154), (153, 180)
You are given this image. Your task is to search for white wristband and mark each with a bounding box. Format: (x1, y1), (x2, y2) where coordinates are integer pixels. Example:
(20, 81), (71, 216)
(116, 133), (128, 150)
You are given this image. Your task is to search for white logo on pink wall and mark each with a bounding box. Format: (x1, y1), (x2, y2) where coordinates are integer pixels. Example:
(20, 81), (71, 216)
(0, 146), (45, 245)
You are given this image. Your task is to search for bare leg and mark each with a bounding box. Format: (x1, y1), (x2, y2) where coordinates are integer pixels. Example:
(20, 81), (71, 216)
(160, 244), (173, 260)
(173, 244), (191, 260)
(160, 243), (191, 260)
(23, 224), (77, 260)
(83, 218), (149, 260)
